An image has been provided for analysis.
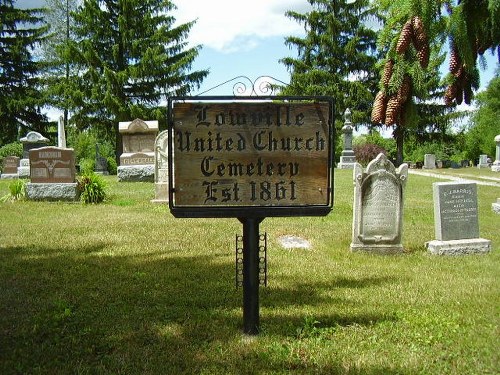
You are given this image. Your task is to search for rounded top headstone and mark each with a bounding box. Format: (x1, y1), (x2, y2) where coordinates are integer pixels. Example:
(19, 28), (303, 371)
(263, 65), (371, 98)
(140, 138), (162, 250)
(20, 131), (49, 144)
(495, 134), (500, 142)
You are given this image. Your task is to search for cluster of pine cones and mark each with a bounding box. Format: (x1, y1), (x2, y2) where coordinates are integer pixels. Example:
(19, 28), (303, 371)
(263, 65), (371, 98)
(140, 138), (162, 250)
(371, 16), (429, 125)
(444, 46), (472, 106)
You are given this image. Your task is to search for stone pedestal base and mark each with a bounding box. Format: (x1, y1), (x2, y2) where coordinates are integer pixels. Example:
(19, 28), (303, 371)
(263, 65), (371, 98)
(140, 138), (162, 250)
(151, 182), (169, 203)
(117, 165), (154, 182)
(26, 182), (79, 201)
(338, 156), (356, 169)
(491, 163), (500, 172)
(426, 238), (491, 255)
(492, 199), (500, 214)
(350, 243), (404, 254)
(0, 173), (18, 179)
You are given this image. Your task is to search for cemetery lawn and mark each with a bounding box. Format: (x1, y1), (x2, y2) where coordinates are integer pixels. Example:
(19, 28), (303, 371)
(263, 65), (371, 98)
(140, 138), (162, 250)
(0, 169), (498, 374)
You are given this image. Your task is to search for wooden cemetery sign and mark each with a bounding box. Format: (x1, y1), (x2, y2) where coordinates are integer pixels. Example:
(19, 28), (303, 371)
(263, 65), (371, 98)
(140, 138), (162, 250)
(168, 96), (334, 218)
(167, 96), (334, 334)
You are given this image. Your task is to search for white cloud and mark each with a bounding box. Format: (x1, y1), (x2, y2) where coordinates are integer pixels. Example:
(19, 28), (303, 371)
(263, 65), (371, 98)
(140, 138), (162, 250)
(173, 0), (309, 52)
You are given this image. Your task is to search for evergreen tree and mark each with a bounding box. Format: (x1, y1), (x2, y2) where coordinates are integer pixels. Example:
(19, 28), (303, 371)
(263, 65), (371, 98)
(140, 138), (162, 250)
(65, 0), (208, 158)
(280, 0), (380, 129)
(0, 0), (49, 145)
(372, 0), (499, 165)
(39, 0), (80, 131)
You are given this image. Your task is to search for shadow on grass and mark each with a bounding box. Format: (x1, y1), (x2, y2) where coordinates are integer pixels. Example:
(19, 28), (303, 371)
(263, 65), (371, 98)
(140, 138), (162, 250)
(0, 244), (407, 374)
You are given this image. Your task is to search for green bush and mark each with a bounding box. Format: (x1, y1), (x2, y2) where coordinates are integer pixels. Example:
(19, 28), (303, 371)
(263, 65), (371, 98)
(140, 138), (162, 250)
(77, 173), (107, 204)
(1, 179), (25, 202)
(79, 158), (95, 175)
(106, 157), (117, 175)
(0, 142), (23, 172)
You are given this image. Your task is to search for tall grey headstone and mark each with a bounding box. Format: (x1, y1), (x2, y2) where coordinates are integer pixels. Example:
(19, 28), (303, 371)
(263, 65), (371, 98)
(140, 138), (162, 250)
(423, 154), (436, 169)
(94, 144), (109, 175)
(426, 182), (491, 255)
(338, 108), (356, 169)
(18, 131), (50, 178)
(491, 135), (500, 172)
(117, 119), (158, 181)
(151, 130), (169, 203)
(351, 153), (408, 254)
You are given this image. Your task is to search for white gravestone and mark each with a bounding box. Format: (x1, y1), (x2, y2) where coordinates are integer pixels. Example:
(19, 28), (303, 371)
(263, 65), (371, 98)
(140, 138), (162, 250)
(423, 154), (436, 169)
(426, 182), (491, 255)
(491, 135), (500, 172)
(477, 154), (489, 169)
(151, 130), (169, 203)
(351, 153), (408, 254)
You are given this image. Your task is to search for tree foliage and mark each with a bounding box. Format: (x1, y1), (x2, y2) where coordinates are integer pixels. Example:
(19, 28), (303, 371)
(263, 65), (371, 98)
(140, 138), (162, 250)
(62, 0), (208, 156)
(0, 0), (49, 145)
(280, 0), (380, 128)
(465, 71), (500, 161)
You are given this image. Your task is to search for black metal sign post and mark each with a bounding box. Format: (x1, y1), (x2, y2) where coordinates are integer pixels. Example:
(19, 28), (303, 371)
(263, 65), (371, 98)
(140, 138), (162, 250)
(168, 96), (334, 335)
(239, 217), (263, 334)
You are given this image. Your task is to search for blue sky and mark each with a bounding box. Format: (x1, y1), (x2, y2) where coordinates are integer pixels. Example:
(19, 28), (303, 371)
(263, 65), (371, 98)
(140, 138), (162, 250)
(21, 0), (499, 117)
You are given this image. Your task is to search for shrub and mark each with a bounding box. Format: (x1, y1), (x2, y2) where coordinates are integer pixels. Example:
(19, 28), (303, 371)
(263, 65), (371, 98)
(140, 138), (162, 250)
(0, 142), (23, 172)
(77, 173), (107, 204)
(1, 179), (26, 202)
(106, 157), (117, 175)
(353, 143), (386, 165)
(79, 158), (95, 175)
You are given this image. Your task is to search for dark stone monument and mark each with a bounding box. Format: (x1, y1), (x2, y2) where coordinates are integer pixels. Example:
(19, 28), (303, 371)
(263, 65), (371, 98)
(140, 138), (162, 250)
(18, 131), (49, 178)
(26, 147), (78, 201)
(1, 156), (20, 178)
(94, 144), (109, 175)
(426, 182), (491, 255)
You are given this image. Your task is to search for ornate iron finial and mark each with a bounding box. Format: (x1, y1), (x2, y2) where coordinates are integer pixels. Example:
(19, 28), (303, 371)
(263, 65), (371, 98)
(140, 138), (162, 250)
(344, 108), (352, 124)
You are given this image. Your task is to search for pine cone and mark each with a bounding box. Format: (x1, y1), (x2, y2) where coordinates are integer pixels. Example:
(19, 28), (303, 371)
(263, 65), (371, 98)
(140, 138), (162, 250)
(411, 16), (428, 51)
(444, 82), (458, 106)
(396, 20), (413, 55)
(382, 59), (394, 87)
(417, 43), (430, 68)
(385, 95), (401, 125)
(397, 75), (411, 103)
(371, 91), (387, 123)
(449, 47), (461, 75)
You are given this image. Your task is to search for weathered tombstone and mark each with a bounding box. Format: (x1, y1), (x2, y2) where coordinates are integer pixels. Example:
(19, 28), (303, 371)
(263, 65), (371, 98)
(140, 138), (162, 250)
(492, 198), (500, 214)
(94, 144), (109, 175)
(18, 131), (50, 178)
(491, 135), (500, 172)
(423, 154), (436, 169)
(351, 153), (408, 254)
(477, 154), (489, 169)
(151, 130), (169, 203)
(426, 182), (491, 255)
(25, 146), (79, 201)
(117, 118), (158, 181)
(436, 159), (443, 168)
(337, 108), (356, 169)
(1, 156), (20, 179)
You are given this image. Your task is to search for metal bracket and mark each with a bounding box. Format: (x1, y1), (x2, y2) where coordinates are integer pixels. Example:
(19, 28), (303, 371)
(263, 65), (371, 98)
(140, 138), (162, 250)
(236, 232), (267, 288)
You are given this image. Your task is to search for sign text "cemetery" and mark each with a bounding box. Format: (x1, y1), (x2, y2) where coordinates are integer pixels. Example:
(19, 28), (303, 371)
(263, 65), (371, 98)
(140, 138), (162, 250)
(169, 98), (333, 217)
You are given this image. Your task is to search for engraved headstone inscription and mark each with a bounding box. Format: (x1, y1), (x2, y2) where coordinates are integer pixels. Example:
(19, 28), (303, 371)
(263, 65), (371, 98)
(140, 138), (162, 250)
(117, 118), (158, 181)
(351, 153), (408, 254)
(25, 147), (79, 201)
(426, 182), (491, 255)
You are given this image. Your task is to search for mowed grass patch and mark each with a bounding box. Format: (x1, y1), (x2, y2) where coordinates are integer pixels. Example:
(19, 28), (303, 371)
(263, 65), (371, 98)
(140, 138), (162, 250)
(0, 170), (498, 374)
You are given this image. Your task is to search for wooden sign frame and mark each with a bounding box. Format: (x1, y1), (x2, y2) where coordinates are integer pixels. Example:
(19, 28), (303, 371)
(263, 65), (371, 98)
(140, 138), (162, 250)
(167, 96), (335, 218)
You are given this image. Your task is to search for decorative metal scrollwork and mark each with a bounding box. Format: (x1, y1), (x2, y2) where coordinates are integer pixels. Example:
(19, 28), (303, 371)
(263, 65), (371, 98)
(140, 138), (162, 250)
(197, 75), (288, 97)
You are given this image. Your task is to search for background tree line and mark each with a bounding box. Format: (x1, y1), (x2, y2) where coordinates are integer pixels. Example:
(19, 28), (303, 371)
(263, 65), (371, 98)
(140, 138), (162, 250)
(0, 0), (498, 167)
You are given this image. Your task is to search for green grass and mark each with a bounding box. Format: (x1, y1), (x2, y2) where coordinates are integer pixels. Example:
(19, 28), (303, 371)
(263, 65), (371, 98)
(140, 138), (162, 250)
(0, 170), (498, 374)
